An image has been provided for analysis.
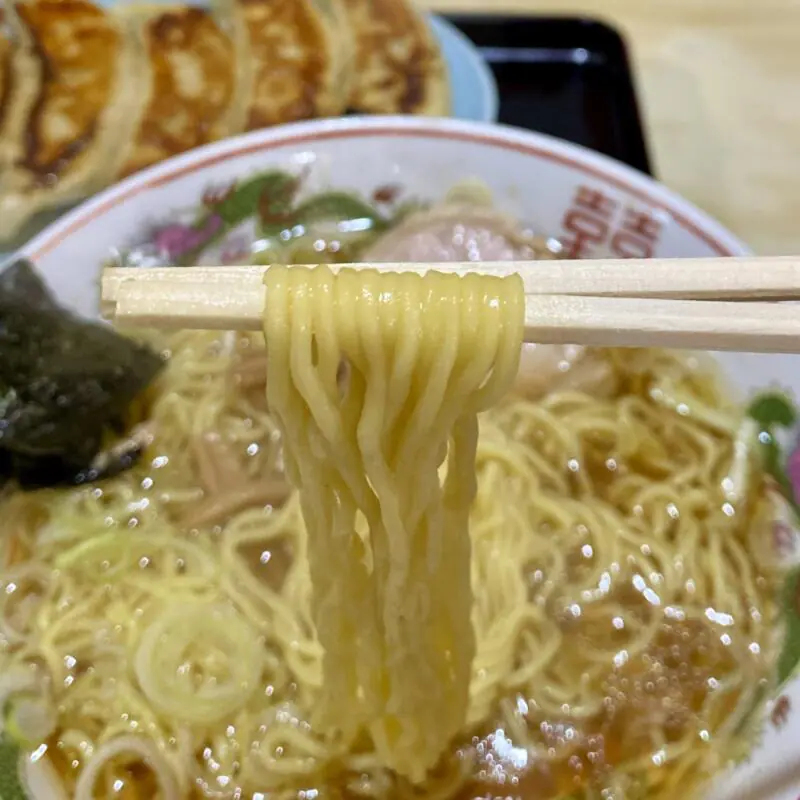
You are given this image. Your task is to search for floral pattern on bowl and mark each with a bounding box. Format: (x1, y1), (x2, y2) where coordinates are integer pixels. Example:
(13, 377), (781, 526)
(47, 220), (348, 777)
(113, 168), (429, 270)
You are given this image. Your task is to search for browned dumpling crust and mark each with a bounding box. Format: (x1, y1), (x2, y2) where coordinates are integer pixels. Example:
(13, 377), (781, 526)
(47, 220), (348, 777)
(0, 11), (11, 137)
(119, 5), (243, 177)
(342, 0), (449, 116)
(15, 0), (121, 181)
(234, 0), (350, 130)
(0, 0), (140, 240)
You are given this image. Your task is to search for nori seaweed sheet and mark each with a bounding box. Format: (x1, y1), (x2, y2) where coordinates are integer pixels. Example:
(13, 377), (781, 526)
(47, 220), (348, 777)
(0, 260), (164, 488)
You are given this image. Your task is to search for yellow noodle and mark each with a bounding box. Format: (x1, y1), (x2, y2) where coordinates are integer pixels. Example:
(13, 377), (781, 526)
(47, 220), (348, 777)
(261, 265), (524, 780)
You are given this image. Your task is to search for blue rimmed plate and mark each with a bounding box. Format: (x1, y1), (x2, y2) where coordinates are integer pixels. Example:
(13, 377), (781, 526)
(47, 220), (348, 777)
(427, 14), (498, 123)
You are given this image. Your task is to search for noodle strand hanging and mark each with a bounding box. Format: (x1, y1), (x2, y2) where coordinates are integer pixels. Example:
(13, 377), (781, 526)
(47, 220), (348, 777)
(262, 265), (524, 780)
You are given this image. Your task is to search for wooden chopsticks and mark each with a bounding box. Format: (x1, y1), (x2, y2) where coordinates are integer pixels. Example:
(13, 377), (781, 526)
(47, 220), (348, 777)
(101, 257), (800, 353)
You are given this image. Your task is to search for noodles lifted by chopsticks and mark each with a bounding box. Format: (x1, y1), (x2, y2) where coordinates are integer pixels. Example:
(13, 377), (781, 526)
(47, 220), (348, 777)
(262, 265), (524, 779)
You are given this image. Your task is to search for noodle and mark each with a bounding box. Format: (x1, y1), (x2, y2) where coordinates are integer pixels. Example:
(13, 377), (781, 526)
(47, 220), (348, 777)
(261, 265), (524, 780)
(0, 265), (786, 796)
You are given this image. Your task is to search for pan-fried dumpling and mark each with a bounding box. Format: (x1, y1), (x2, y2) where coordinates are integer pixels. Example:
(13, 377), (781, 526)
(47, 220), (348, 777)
(342, 0), (449, 116)
(308, 0), (354, 112)
(0, 8), (39, 195)
(0, 11), (12, 138)
(115, 4), (249, 178)
(0, 0), (142, 241)
(226, 0), (352, 129)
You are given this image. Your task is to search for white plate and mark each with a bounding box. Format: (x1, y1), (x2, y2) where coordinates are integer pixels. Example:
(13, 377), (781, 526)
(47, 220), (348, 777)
(13, 115), (800, 799)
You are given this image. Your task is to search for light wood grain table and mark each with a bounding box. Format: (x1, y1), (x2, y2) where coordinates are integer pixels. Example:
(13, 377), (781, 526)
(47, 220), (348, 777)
(422, 0), (798, 256)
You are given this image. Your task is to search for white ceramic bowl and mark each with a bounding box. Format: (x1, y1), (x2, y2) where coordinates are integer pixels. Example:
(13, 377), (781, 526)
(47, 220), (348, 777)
(14, 116), (800, 799)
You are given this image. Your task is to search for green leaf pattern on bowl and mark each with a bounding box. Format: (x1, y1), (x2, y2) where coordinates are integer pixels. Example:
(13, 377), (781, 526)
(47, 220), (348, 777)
(118, 169), (417, 270)
(746, 391), (800, 688)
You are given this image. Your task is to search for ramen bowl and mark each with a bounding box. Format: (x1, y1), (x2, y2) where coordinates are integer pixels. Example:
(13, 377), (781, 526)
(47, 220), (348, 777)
(13, 116), (800, 799)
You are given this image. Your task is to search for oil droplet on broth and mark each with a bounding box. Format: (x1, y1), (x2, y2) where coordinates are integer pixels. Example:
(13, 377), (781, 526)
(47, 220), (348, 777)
(456, 576), (770, 800)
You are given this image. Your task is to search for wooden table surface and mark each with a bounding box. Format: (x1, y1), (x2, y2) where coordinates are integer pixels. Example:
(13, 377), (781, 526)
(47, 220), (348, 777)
(422, 0), (798, 256)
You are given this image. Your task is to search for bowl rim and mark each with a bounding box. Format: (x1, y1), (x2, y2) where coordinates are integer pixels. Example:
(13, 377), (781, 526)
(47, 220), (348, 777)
(20, 115), (749, 262)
